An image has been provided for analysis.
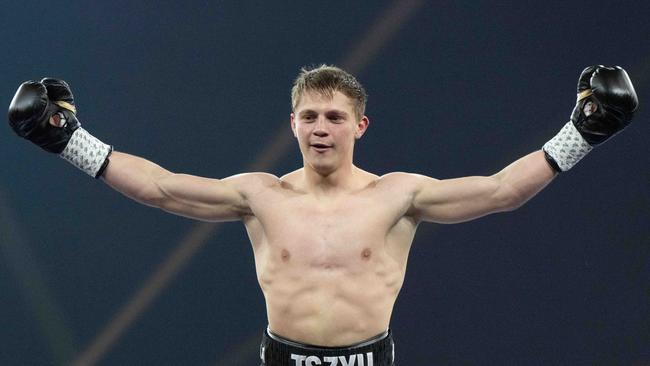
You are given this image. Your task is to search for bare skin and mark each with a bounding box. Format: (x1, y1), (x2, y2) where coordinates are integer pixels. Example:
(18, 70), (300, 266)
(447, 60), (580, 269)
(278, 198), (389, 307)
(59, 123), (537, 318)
(100, 91), (557, 346)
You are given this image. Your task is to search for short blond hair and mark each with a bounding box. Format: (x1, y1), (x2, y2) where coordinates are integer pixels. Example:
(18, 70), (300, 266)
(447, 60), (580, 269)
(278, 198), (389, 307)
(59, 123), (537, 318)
(291, 65), (367, 120)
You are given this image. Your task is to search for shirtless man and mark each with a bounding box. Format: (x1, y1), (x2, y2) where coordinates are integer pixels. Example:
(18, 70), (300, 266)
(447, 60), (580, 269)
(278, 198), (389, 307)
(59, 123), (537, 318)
(8, 65), (637, 366)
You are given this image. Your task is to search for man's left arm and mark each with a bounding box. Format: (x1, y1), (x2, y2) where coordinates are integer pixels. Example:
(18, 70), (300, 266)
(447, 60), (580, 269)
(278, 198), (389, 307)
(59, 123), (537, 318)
(409, 65), (638, 224)
(408, 150), (554, 224)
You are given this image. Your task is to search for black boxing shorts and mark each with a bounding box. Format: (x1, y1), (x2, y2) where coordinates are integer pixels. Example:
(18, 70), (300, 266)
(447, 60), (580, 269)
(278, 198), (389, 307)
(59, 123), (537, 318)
(259, 327), (395, 366)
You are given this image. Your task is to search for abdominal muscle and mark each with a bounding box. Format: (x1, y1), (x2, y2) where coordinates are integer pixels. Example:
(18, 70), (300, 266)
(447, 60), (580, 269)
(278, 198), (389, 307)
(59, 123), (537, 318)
(256, 242), (405, 347)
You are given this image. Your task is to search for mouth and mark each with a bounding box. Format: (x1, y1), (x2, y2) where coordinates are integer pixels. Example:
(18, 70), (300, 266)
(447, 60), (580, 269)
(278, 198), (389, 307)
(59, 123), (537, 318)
(310, 143), (332, 152)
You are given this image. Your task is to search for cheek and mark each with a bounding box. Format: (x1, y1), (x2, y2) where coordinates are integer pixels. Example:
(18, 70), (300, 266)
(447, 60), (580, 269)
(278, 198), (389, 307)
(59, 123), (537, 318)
(293, 124), (305, 136)
(295, 127), (311, 144)
(335, 128), (355, 143)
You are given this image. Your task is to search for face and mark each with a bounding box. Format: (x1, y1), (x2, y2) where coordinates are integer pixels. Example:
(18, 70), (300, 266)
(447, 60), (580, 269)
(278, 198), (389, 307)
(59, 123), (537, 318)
(291, 90), (369, 175)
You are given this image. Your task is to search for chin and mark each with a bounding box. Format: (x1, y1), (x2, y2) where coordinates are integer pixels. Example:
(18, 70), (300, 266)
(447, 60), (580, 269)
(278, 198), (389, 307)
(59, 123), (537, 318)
(308, 160), (337, 176)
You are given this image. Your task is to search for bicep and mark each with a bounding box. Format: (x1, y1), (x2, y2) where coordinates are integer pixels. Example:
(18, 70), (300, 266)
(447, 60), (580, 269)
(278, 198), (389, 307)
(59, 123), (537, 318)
(410, 174), (511, 224)
(102, 151), (261, 221)
(153, 173), (253, 222)
(410, 151), (556, 223)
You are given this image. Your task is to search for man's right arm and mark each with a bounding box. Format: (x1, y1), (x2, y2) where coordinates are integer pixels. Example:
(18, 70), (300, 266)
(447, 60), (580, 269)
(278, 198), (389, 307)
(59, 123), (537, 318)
(102, 151), (252, 222)
(8, 78), (258, 222)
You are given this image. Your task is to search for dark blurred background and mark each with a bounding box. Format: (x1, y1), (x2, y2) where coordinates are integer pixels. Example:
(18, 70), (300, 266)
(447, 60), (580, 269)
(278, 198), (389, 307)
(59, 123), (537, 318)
(1, 1), (648, 365)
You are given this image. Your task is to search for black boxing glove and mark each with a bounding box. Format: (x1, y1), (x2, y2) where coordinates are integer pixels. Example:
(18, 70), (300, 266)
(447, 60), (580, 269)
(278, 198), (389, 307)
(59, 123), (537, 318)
(8, 78), (112, 178)
(543, 65), (638, 172)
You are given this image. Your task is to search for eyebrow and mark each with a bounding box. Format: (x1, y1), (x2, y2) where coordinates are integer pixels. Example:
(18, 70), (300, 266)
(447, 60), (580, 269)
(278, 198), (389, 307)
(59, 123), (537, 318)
(299, 109), (349, 117)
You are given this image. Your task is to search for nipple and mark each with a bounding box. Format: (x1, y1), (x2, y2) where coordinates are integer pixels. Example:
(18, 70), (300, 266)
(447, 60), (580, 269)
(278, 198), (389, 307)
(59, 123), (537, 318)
(281, 249), (291, 262)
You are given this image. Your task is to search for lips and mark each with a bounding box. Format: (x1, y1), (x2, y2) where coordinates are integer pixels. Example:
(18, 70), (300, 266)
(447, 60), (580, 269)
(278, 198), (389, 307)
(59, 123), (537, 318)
(310, 143), (332, 152)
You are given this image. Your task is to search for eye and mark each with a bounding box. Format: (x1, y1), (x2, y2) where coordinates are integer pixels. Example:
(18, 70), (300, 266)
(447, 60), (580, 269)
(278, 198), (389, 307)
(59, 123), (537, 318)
(302, 115), (315, 122)
(328, 114), (344, 123)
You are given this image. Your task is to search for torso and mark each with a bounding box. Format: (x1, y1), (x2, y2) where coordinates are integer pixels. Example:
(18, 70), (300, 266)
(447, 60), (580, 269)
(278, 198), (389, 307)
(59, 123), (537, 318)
(242, 169), (419, 346)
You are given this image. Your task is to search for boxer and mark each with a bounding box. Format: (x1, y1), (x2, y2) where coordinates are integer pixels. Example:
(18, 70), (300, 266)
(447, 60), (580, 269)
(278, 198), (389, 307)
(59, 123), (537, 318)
(8, 65), (638, 365)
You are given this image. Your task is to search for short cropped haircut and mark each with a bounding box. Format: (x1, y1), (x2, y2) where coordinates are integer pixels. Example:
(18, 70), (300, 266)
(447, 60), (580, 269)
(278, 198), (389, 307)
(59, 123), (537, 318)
(291, 65), (367, 120)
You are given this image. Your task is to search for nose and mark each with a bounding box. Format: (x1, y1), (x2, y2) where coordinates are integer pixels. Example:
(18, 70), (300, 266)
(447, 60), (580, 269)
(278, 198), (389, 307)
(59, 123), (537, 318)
(313, 117), (329, 137)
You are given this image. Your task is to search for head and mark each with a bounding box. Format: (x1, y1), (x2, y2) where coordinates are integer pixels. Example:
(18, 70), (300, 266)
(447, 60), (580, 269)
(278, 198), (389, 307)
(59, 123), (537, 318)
(291, 65), (367, 121)
(290, 65), (370, 176)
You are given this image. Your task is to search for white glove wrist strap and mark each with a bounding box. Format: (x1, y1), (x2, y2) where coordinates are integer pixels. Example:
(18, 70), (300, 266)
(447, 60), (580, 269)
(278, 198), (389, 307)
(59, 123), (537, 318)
(59, 127), (112, 178)
(542, 121), (593, 171)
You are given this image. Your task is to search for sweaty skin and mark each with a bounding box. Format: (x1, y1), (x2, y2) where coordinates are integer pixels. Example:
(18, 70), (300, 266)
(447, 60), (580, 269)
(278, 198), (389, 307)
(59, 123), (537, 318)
(101, 91), (556, 346)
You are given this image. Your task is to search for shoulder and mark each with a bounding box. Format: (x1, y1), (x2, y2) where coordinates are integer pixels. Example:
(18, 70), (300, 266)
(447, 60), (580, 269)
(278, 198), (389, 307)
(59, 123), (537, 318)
(377, 172), (440, 189)
(279, 168), (302, 183)
(223, 172), (280, 185)
(221, 172), (281, 198)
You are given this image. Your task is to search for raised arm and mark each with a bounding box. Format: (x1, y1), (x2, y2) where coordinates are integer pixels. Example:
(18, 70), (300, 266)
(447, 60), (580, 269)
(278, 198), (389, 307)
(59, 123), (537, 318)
(408, 65), (637, 224)
(102, 151), (253, 222)
(7, 77), (265, 222)
(409, 150), (555, 223)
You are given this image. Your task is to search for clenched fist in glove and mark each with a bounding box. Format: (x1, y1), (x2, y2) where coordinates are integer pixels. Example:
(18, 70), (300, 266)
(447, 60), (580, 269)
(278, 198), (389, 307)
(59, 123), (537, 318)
(8, 78), (112, 178)
(543, 65), (638, 172)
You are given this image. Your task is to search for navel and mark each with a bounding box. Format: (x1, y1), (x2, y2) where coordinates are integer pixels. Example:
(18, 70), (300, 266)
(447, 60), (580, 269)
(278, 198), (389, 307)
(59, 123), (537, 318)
(361, 248), (372, 260)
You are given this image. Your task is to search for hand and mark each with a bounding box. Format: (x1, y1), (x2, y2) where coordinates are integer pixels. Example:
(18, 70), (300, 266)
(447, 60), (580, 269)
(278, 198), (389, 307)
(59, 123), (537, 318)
(571, 65), (638, 145)
(8, 78), (81, 153)
(8, 78), (112, 178)
(543, 65), (638, 172)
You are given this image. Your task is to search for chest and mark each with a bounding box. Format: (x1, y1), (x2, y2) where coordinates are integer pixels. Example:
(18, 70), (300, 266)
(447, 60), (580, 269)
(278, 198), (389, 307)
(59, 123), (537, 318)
(249, 190), (408, 264)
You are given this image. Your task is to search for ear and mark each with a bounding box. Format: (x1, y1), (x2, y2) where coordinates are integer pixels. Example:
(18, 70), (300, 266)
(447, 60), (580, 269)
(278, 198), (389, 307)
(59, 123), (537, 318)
(354, 116), (370, 139)
(290, 113), (297, 138)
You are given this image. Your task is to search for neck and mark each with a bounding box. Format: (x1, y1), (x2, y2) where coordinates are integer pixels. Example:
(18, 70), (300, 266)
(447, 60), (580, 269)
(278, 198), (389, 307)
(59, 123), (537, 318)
(301, 161), (358, 194)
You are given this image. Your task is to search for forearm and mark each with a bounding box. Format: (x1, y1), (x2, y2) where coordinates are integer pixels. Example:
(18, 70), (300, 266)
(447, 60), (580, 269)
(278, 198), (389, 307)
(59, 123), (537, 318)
(101, 151), (172, 206)
(492, 150), (557, 210)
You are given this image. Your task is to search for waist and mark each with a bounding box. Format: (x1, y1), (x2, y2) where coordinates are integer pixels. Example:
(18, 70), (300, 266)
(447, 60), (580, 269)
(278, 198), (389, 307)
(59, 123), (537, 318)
(260, 327), (395, 366)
